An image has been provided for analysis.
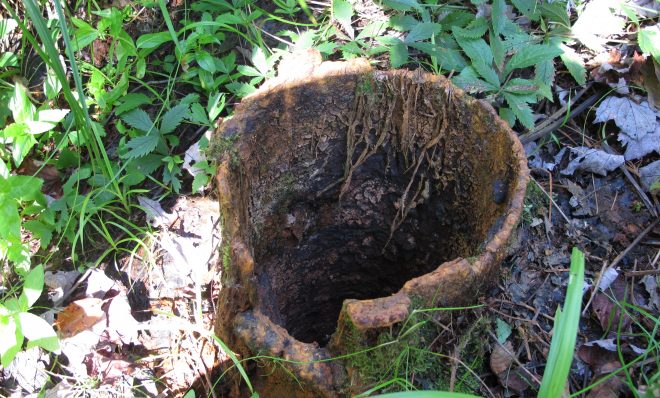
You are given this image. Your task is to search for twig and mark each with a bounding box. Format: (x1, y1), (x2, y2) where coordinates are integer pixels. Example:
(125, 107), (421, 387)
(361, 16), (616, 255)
(624, 269), (660, 277)
(602, 142), (658, 218)
(520, 91), (599, 145)
(609, 218), (660, 270)
(532, 177), (570, 223)
(582, 259), (608, 316)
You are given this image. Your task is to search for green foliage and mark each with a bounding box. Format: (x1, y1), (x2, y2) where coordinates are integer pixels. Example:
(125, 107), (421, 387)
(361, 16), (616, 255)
(538, 248), (585, 398)
(0, 265), (60, 368)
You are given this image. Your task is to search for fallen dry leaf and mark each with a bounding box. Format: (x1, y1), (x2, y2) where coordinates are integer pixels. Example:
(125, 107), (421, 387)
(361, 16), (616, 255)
(490, 340), (515, 376)
(591, 276), (633, 331)
(55, 298), (105, 338)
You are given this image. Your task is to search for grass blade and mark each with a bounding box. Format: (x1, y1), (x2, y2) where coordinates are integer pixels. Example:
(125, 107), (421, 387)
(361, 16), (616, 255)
(538, 247), (585, 398)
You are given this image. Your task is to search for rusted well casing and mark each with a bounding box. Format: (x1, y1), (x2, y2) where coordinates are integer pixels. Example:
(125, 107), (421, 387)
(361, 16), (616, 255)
(214, 51), (529, 397)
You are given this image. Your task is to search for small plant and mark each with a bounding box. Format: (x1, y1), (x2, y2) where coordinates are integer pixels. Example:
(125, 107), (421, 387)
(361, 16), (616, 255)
(538, 247), (585, 397)
(0, 265), (60, 367)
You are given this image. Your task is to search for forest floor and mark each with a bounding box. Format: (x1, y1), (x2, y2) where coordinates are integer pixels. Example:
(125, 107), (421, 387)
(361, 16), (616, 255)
(0, 0), (658, 397)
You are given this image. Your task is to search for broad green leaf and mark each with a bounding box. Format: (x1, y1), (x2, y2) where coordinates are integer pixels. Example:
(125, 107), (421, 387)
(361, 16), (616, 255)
(24, 220), (53, 248)
(192, 172), (210, 193)
(251, 47), (269, 76)
(0, 18), (17, 39)
(196, 49), (216, 73)
(388, 14), (420, 32)
(452, 66), (497, 93)
(190, 103), (210, 124)
(491, 0), (507, 36)
(504, 44), (562, 75)
(21, 265), (44, 308)
(454, 35), (493, 66)
(9, 83), (35, 124)
(121, 108), (156, 133)
(123, 134), (161, 159)
(453, 23), (488, 39)
(510, 0), (541, 21)
(37, 109), (69, 124)
(18, 312), (60, 354)
(71, 18), (98, 51)
(535, 58), (555, 86)
(226, 82), (255, 98)
(333, 0), (354, 39)
(237, 65), (263, 77)
(499, 107), (516, 126)
(504, 78), (539, 94)
(638, 25), (660, 62)
(472, 61), (500, 87)
(0, 196), (20, 240)
(495, 318), (512, 343)
(404, 22), (442, 43)
(356, 21), (387, 40)
(559, 44), (586, 85)
(503, 92), (535, 129)
(382, 0), (421, 11)
(390, 41), (409, 68)
(0, 319), (22, 368)
(490, 31), (505, 71)
(115, 93), (153, 115)
(136, 31), (172, 49)
(160, 104), (189, 135)
(207, 92), (225, 120)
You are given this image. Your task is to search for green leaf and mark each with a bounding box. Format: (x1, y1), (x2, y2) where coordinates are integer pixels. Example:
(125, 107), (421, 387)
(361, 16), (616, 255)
(24, 220), (53, 248)
(115, 93), (153, 115)
(390, 39), (409, 68)
(333, 0), (354, 39)
(192, 172), (210, 193)
(504, 44), (562, 75)
(0, 52), (17, 68)
(136, 31), (172, 49)
(454, 35), (493, 66)
(196, 49), (217, 73)
(472, 61), (500, 87)
(490, 31), (505, 71)
(638, 25), (660, 62)
(190, 103), (210, 124)
(491, 0), (507, 36)
(123, 134), (161, 159)
(499, 107), (516, 126)
(9, 82), (35, 124)
(404, 22), (442, 43)
(559, 44), (586, 85)
(503, 92), (535, 129)
(510, 0), (542, 21)
(452, 66), (497, 93)
(495, 318), (512, 343)
(44, 65), (62, 100)
(0, 18), (17, 39)
(160, 104), (189, 135)
(382, 0), (421, 11)
(453, 23), (488, 39)
(0, 318), (22, 368)
(251, 47), (269, 76)
(71, 19), (98, 51)
(21, 264), (44, 308)
(504, 78), (538, 94)
(121, 109), (156, 133)
(18, 312), (60, 354)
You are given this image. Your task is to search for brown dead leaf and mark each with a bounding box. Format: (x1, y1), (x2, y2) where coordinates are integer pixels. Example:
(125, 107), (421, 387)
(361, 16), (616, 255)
(585, 361), (626, 398)
(55, 298), (105, 338)
(490, 341), (515, 376)
(16, 158), (62, 198)
(591, 276), (632, 331)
